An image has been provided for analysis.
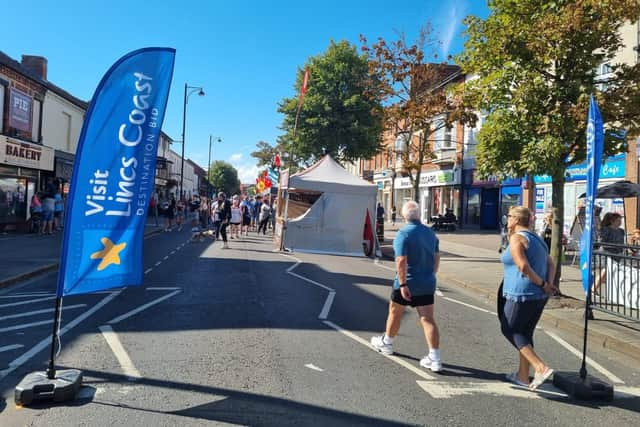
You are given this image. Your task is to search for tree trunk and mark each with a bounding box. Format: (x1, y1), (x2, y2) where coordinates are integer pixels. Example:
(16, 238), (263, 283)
(413, 169), (421, 204)
(550, 177), (565, 288)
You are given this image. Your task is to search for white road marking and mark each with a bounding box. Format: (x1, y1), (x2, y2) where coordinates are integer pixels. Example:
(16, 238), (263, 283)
(146, 287), (181, 291)
(0, 293), (55, 299)
(543, 330), (625, 385)
(416, 380), (566, 399)
(318, 292), (336, 320)
(0, 319), (53, 333)
(154, 261), (162, 267)
(170, 250), (176, 255)
(99, 325), (141, 380)
(288, 271), (335, 292)
(374, 258), (395, 272)
(0, 344), (23, 353)
(144, 268), (153, 275)
(0, 296), (56, 308)
(163, 256), (169, 261)
(108, 289), (181, 324)
(442, 296), (496, 315)
(0, 291), (121, 381)
(305, 363), (324, 372)
(0, 304), (86, 321)
(323, 320), (435, 381)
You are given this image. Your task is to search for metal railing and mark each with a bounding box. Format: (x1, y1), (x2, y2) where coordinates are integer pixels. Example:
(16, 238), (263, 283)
(591, 242), (640, 321)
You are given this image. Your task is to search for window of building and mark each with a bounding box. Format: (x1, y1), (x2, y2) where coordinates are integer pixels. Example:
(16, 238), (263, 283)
(0, 85), (4, 134)
(63, 111), (72, 151)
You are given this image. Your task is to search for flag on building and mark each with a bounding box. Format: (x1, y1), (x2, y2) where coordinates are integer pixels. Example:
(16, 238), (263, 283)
(57, 48), (175, 296)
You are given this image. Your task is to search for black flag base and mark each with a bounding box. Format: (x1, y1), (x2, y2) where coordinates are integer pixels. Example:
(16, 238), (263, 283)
(553, 371), (614, 401)
(15, 369), (83, 406)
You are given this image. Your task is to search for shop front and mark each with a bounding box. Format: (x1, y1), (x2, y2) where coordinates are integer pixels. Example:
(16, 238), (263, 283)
(463, 170), (500, 229)
(0, 136), (55, 228)
(418, 168), (461, 224)
(533, 154), (626, 235)
(500, 177), (522, 218)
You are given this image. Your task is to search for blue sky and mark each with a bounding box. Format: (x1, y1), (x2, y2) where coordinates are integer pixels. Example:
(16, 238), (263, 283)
(3, 0), (487, 183)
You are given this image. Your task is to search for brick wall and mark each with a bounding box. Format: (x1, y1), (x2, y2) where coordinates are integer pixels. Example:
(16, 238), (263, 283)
(0, 64), (46, 142)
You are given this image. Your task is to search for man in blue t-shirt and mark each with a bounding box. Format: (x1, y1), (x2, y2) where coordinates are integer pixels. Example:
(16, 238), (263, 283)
(371, 200), (443, 372)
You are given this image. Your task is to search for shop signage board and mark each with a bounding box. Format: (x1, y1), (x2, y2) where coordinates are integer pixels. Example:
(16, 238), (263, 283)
(0, 136), (55, 171)
(9, 88), (33, 132)
(534, 155), (625, 184)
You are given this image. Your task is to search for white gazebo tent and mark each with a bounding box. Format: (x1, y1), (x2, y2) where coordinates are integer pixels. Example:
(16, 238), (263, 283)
(283, 155), (377, 256)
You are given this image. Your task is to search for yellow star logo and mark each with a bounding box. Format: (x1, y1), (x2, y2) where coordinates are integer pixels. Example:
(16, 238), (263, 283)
(90, 237), (127, 271)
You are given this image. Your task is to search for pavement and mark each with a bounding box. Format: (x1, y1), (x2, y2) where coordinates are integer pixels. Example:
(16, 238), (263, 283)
(378, 224), (640, 365)
(0, 222), (164, 290)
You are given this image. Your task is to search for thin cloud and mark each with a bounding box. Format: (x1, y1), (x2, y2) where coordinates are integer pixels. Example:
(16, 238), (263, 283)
(229, 153), (243, 162)
(441, 6), (462, 57)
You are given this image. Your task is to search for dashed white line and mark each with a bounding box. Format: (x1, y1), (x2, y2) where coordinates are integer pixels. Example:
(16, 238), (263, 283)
(163, 255), (169, 261)
(99, 325), (141, 380)
(0, 304), (86, 321)
(0, 293), (56, 299)
(154, 261), (162, 267)
(170, 251), (176, 255)
(374, 258), (395, 272)
(305, 363), (324, 372)
(146, 287), (181, 291)
(108, 289), (181, 325)
(144, 268), (153, 275)
(0, 296), (56, 308)
(0, 344), (24, 353)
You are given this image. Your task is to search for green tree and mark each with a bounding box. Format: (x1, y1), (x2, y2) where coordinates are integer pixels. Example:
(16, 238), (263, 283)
(250, 137), (307, 173)
(458, 0), (640, 284)
(208, 160), (241, 196)
(361, 25), (476, 203)
(277, 40), (384, 165)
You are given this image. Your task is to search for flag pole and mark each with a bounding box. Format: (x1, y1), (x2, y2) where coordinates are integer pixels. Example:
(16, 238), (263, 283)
(45, 294), (63, 379)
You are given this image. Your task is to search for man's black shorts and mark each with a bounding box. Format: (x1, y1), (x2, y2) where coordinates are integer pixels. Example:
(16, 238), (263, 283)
(391, 289), (434, 307)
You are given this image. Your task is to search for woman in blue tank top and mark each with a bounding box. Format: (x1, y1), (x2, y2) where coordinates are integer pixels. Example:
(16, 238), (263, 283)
(500, 206), (558, 390)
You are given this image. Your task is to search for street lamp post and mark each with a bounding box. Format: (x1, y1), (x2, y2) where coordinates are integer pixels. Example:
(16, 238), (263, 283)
(180, 82), (205, 200)
(208, 135), (222, 197)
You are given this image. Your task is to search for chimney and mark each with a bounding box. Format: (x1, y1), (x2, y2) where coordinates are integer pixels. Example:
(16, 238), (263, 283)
(21, 55), (48, 80)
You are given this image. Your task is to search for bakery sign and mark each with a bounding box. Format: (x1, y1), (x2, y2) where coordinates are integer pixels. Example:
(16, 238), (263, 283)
(0, 136), (55, 171)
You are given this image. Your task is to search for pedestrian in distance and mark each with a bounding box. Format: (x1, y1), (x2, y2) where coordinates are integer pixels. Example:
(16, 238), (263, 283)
(253, 195), (263, 232)
(371, 200), (443, 372)
(40, 181), (56, 235)
(240, 195), (252, 236)
(213, 192), (231, 248)
(188, 195), (202, 241)
(391, 205), (397, 225)
(258, 198), (271, 235)
(499, 206), (557, 390)
(230, 195), (242, 239)
(176, 198), (185, 231)
(164, 195), (176, 232)
(53, 185), (64, 231)
(376, 202), (385, 224)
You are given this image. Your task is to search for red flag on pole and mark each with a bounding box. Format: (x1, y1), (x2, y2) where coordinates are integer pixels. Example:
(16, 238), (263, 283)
(274, 153), (281, 168)
(294, 68), (310, 137)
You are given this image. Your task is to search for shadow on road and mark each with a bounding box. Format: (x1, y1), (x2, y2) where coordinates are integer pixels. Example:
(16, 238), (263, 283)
(76, 368), (412, 426)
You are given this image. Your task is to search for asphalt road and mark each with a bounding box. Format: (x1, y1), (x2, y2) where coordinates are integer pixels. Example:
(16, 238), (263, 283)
(1, 229), (639, 426)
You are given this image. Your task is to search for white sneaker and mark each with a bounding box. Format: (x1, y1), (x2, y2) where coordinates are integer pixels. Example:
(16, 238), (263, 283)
(370, 335), (393, 355)
(223, 242), (230, 249)
(420, 355), (442, 372)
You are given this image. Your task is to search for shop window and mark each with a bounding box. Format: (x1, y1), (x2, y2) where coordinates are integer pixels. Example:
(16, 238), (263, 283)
(0, 177), (28, 223)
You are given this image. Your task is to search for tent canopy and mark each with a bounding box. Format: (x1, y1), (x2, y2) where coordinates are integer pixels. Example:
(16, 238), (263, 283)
(289, 155), (376, 194)
(284, 155), (377, 257)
